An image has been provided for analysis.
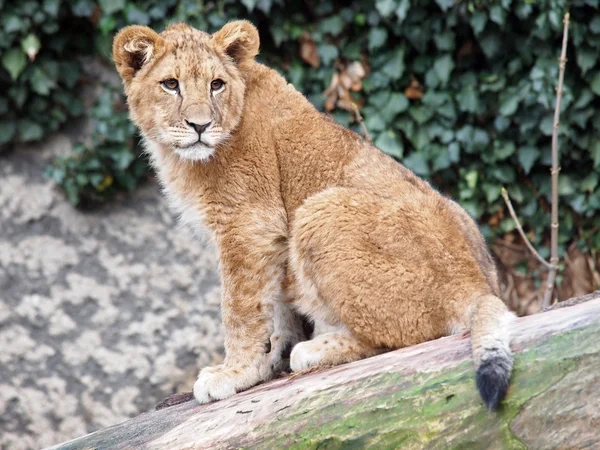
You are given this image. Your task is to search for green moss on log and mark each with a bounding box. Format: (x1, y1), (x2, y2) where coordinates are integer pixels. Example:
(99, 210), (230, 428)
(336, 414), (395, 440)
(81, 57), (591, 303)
(243, 322), (600, 450)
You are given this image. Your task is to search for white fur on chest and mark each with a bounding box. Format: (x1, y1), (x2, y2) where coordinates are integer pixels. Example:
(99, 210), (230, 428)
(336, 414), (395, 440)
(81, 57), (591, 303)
(163, 186), (215, 244)
(144, 138), (216, 245)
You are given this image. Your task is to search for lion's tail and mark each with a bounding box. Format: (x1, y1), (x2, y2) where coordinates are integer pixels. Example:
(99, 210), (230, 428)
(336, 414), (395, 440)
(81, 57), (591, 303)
(469, 294), (515, 409)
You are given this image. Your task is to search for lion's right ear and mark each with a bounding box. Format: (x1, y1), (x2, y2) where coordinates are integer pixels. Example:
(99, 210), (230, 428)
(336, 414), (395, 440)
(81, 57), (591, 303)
(212, 20), (259, 65)
(113, 26), (163, 84)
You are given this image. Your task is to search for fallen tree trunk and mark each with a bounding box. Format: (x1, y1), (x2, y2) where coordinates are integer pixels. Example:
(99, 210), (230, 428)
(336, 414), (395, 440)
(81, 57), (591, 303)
(49, 292), (600, 450)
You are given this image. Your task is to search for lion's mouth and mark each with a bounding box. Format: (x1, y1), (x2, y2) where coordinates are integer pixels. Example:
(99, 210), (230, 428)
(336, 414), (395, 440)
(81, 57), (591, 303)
(174, 141), (216, 162)
(179, 138), (212, 150)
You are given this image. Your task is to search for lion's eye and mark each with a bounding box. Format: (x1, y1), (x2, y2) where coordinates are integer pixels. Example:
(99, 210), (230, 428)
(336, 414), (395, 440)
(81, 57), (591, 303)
(211, 79), (224, 91)
(161, 79), (179, 91)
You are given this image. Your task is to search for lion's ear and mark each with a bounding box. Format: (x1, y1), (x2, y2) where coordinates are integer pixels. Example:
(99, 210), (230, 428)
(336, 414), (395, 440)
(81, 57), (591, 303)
(113, 25), (163, 84)
(212, 20), (259, 64)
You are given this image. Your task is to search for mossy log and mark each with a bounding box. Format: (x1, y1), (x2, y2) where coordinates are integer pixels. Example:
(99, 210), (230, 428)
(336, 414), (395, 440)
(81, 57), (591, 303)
(48, 291), (600, 450)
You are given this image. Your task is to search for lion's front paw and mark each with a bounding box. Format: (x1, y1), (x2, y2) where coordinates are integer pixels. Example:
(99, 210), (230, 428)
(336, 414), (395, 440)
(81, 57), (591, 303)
(193, 364), (260, 404)
(290, 340), (325, 372)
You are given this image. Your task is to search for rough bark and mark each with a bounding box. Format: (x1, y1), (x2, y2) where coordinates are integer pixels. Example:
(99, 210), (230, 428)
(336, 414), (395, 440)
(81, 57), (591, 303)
(48, 292), (600, 450)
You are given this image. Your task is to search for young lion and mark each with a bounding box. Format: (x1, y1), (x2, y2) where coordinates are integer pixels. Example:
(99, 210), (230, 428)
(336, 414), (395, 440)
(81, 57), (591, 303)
(113, 20), (514, 409)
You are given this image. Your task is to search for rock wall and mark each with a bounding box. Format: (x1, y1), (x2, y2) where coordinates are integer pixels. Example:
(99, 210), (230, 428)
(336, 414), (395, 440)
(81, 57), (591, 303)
(0, 134), (223, 450)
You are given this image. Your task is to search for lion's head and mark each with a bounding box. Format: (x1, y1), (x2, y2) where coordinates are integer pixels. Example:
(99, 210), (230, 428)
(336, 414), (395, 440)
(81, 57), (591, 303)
(113, 21), (259, 162)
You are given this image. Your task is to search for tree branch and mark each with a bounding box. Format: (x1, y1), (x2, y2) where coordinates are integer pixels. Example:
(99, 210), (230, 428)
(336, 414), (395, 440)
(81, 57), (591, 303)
(542, 11), (570, 309)
(501, 187), (553, 270)
(351, 103), (373, 144)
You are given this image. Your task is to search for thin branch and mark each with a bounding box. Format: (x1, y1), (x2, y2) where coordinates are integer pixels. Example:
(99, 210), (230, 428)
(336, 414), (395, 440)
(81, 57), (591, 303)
(351, 103), (373, 144)
(501, 188), (553, 270)
(542, 11), (570, 309)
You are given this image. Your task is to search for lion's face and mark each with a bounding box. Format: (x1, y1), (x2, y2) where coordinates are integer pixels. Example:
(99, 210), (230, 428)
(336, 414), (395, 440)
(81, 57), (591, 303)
(113, 21), (259, 162)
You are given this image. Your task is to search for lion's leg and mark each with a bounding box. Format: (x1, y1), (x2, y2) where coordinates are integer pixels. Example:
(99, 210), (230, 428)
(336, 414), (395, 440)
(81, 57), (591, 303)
(289, 186), (492, 355)
(290, 328), (384, 372)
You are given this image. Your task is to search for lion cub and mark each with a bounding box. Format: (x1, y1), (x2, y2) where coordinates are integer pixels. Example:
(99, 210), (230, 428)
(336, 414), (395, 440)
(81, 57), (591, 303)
(113, 20), (514, 409)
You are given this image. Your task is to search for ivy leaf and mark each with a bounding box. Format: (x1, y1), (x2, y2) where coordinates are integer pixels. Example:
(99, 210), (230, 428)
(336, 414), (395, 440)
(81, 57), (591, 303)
(375, 130), (404, 158)
(380, 92), (409, 117)
(375, 0), (396, 17)
(395, 0), (410, 23)
(71, 0), (95, 16)
(499, 90), (520, 116)
(3, 14), (24, 33)
(576, 47), (596, 75)
(470, 11), (488, 34)
(43, 0), (62, 16)
(448, 142), (460, 162)
(494, 116), (510, 132)
(558, 176), (576, 196)
(483, 183), (502, 203)
(98, 0), (125, 15)
(574, 89), (594, 109)
(591, 15), (600, 33)
(580, 173), (598, 193)
(409, 106), (434, 124)
(479, 32), (501, 59)
(111, 149), (135, 170)
(257, 0), (273, 14)
(17, 119), (44, 142)
(472, 129), (490, 151)
(240, 0), (257, 11)
(590, 71), (600, 95)
(21, 34), (41, 61)
(2, 49), (27, 80)
(456, 86), (479, 113)
(435, 0), (454, 12)
(590, 141), (600, 167)
(317, 44), (338, 66)
(491, 165), (516, 183)
(465, 170), (478, 189)
(433, 30), (455, 52)
(433, 54), (455, 87)
(381, 48), (405, 80)
(0, 121), (17, 145)
(126, 5), (150, 25)
(539, 115), (554, 136)
(518, 146), (540, 174)
(494, 142), (516, 160)
(364, 111), (386, 133)
(489, 5), (506, 26)
(320, 16), (345, 37)
(403, 152), (430, 176)
(30, 67), (56, 96)
(368, 28), (387, 51)
(432, 152), (450, 171)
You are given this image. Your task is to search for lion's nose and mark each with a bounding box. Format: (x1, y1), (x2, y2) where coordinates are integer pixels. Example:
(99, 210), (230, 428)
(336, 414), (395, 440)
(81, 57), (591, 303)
(186, 120), (211, 135)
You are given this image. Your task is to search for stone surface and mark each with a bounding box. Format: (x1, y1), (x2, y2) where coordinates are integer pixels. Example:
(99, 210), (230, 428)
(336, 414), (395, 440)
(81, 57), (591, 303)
(0, 134), (223, 450)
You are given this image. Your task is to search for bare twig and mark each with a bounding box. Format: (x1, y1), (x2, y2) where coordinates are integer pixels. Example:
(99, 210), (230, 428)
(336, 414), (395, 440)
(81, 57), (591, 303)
(351, 103), (373, 144)
(501, 188), (553, 270)
(501, 12), (570, 310)
(542, 11), (570, 309)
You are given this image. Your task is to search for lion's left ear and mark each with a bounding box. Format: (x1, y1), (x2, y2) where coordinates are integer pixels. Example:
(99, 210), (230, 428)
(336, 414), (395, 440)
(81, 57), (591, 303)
(212, 20), (259, 64)
(113, 25), (164, 85)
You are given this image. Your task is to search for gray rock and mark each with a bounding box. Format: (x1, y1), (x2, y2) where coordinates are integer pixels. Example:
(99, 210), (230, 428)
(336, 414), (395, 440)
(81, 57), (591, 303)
(0, 134), (223, 450)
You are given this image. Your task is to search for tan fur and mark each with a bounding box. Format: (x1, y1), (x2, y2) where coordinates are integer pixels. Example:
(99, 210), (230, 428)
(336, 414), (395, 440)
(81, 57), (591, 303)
(113, 21), (514, 406)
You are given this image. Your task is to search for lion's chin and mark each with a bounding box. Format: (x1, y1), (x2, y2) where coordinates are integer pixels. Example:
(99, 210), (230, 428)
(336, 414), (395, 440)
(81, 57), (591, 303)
(174, 142), (216, 162)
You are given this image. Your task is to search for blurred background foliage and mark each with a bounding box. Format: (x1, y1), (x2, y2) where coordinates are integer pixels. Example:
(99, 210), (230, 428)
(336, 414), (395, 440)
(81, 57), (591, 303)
(1, 0), (599, 304)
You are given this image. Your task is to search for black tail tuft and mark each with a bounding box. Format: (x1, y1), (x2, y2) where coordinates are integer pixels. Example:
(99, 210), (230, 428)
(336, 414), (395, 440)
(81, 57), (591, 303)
(476, 354), (512, 410)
